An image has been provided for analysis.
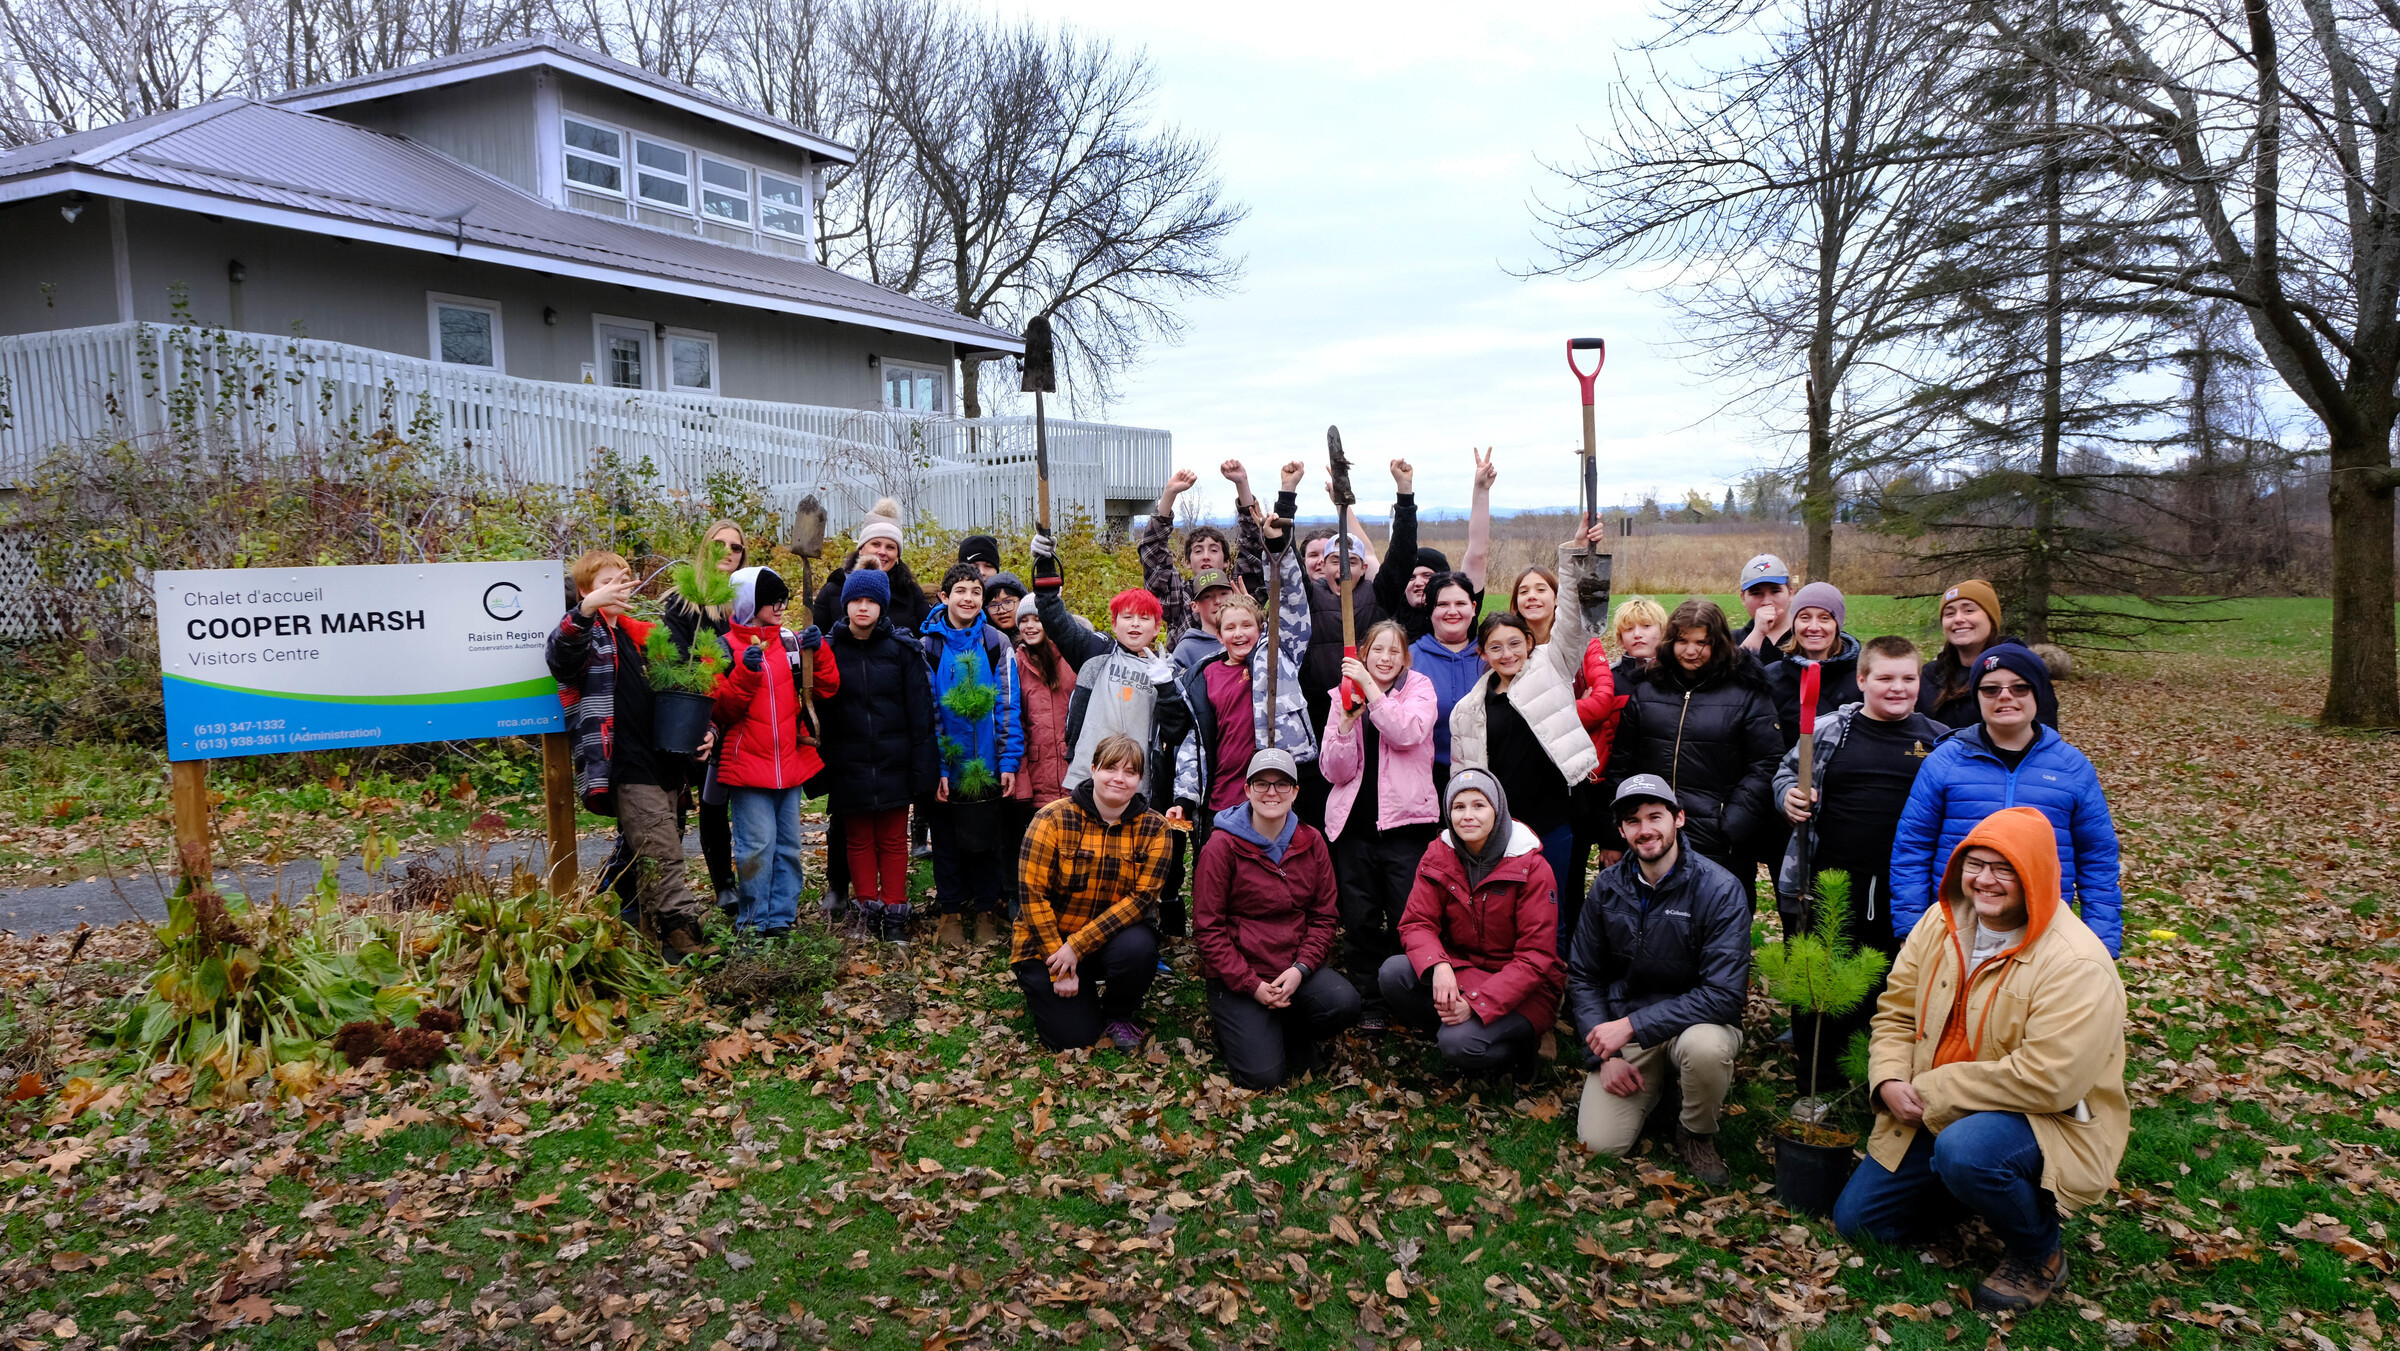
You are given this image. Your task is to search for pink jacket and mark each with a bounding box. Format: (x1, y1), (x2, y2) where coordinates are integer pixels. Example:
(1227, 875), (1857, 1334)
(1320, 669), (1440, 840)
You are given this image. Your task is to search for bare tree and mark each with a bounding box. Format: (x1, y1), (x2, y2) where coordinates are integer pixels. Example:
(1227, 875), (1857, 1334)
(840, 0), (1244, 416)
(1969, 0), (2400, 726)
(1536, 0), (1967, 584)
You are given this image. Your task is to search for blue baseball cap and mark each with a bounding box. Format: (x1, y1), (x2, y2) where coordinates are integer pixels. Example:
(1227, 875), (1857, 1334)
(1738, 554), (1791, 592)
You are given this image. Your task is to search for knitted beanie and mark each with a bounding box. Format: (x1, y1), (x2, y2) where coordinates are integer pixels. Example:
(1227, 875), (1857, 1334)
(857, 496), (904, 549)
(841, 565), (892, 612)
(1940, 579), (2003, 631)
(1788, 581), (1846, 630)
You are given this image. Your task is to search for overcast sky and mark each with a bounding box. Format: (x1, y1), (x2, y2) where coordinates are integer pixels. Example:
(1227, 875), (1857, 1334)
(976, 0), (1779, 519)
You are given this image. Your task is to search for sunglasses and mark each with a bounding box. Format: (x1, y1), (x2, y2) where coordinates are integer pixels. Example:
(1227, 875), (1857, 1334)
(1977, 682), (2035, 700)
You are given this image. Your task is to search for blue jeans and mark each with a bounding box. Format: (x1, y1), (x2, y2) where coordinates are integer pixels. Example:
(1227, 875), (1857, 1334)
(1833, 1111), (2061, 1262)
(728, 786), (805, 931)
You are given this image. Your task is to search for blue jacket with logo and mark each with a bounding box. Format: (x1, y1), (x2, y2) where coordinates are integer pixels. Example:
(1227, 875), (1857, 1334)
(920, 609), (1023, 792)
(1888, 724), (2123, 956)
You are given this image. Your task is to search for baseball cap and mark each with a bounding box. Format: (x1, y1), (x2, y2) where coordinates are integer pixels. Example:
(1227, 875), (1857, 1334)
(1738, 554), (1790, 592)
(1613, 773), (1682, 813)
(1191, 568), (1235, 597)
(1245, 747), (1301, 784)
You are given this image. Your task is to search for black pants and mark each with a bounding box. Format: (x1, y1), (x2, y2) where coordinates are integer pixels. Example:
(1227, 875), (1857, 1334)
(1790, 864), (1903, 1088)
(823, 808), (849, 899)
(1377, 955), (1538, 1072)
(927, 799), (1004, 919)
(1334, 822), (1439, 1016)
(700, 796), (734, 896)
(1001, 799), (1040, 916)
(1207, 968), (1362, 1089)
(1015, 924), (1160, 1050)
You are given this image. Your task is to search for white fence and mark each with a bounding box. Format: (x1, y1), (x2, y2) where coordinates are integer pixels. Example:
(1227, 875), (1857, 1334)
(0, 322), (1170, 532)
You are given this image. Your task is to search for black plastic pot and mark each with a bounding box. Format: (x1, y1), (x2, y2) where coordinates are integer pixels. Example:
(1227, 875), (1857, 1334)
(1772, 1131), (1858, 1218)
(653, 689), (717, 757)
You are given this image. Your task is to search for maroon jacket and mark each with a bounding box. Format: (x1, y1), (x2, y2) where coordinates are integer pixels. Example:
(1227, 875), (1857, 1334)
(1193, 812), (1339, 997)
(1397, 824), (1566, 1031)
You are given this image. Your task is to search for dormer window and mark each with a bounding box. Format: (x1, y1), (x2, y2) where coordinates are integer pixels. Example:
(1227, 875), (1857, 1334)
(634, 139), (691, 210)
(759, 173), (807, 240)
(563, 118), (624, 195)
(701, 159), (750, 223)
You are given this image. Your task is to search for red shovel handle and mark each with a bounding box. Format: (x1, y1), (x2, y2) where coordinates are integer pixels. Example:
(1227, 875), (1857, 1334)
(1567, 338), (1607, 406)
(1339, 644), (1363, 712)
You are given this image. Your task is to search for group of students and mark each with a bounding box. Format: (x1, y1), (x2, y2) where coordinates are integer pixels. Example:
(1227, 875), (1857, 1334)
(546, 454), (2133, 1314)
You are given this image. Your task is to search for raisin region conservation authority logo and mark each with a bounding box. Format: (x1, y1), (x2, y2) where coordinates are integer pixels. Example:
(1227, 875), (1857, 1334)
(483, 581), (524, 622)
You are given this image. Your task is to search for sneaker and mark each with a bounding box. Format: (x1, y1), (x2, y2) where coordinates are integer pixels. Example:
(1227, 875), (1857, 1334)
(1675, 1124), (1731, 1186)
(664, 927), (720, 963)
(1104, 1020), (1146, 1052)
(881, 911), (911, 945)
(1359, 1009), (1391, 1034)
(1973, 1249), (2068, 1312)
(935, 914), (969, 949)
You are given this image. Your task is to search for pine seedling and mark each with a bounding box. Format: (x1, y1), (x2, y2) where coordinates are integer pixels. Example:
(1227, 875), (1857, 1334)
(670, 538), (737, 612)
(938, 656), (1002, 799)
(1755, 869), (1891, 1106)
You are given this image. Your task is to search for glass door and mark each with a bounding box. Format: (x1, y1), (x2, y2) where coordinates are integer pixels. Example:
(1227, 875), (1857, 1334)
(597, 322), (650, 390)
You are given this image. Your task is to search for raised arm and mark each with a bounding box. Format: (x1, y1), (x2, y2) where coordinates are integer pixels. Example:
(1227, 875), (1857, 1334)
(1460, 447), (1496, 590)
(1373, 459), (1417, 618)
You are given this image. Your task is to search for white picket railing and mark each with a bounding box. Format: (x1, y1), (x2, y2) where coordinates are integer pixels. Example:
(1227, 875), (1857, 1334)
(0, 322), (1171, 532)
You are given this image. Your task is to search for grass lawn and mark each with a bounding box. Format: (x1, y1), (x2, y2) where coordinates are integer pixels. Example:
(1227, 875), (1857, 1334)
(2, 601), (2397, 1350)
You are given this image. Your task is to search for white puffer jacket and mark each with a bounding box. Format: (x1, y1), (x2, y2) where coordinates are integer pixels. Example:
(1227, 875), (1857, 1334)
(1449, 544), (1602, 785)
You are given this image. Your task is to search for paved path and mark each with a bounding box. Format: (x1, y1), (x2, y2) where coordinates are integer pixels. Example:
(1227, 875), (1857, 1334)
(0, 832), (675, 934)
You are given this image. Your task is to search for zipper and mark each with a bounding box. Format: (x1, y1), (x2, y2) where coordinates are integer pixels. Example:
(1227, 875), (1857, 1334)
(762, 637), (785, 788)
(1669, 691), (1692, 795)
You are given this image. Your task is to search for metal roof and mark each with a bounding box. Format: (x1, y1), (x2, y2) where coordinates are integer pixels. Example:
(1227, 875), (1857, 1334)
(0, 101), (1019, 354)
(268, 35), (857, 166)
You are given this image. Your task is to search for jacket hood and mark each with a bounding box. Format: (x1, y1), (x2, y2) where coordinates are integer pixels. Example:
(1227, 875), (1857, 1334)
(1938, 805), (2062, 957)
(1436, 818), (1544, 861)
(1211, 801), (1299, 862)
(1172, 629), (1225, 666)
(1409, 633), (1486, 666)
(607, 612), (656, 648)
(921, 606), (990, 649)
(1070, 778), (1151, 824)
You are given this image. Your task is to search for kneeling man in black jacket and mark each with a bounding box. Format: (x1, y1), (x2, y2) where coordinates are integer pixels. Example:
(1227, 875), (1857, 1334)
(1569, 774), (1755, 1185)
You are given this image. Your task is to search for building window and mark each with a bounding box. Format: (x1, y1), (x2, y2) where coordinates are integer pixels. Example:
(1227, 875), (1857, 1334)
(759, 172), (808, 239)
(700, 158), (750, 223)
(563, 117), (624, 195)
(883, 363), (946, 413)
(428, 294), (502, 370)
(665, 330), (718, 393)
(635, 139), (692, 211)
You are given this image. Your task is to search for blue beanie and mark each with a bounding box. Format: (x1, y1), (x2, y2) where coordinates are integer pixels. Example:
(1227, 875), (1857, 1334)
(840, 565), (892, 613)
(1973, 642), (2053, 714)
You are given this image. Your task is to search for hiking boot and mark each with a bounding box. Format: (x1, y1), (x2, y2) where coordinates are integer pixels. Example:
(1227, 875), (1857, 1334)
(935, 914), (968, 949)
(819, 889), (848, 921)
(973, 912), (1007, 946)
(1104, 1020), (1146, 1052)
(1675, 1125), (1731, 1186)
(881, 910), (911, 945)
(1359, 1009), (1391, 1034)
(664, 927), (719, 963)
(1973, 1249), (2068, 1312)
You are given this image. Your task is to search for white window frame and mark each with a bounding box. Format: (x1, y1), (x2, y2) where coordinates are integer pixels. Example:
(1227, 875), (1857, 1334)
(592, 313), (653, 391)
(757, 170), (809, 241)
(663, 327), (720, 395)
(882, 362), (947, 414)
(427, 292), (504, 372)
(561, 115), (627, 198)
(699, 156), (751, 225)
(633, 136), (694, 214)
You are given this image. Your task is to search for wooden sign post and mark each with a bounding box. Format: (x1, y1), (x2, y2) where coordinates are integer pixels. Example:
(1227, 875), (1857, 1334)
(542, 731), (578, 895)
(171, 760), (210, 889)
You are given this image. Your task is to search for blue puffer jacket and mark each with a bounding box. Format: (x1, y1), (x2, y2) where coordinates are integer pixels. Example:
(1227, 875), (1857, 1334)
(1888, 724), (2123, 956)
(920, 609), (1023, 791)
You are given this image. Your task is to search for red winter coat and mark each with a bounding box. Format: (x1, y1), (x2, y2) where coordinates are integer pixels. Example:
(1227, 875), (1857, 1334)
(1193, 813), (1339, 997)
(1572, 638), (1619, 779)
(710, 622), (842, 791)
(1008, 645), (1080, 808)
(1397, 824), (1566, 1031)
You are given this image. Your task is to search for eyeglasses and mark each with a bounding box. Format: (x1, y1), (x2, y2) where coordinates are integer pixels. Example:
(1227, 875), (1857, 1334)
(1960, 857), (2018, 883)
(1977, 682), (2035, 700)
(1249, 778), (1298, 794)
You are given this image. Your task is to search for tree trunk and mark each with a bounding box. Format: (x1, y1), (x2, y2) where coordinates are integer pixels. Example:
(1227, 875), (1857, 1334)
(1804, 368), (1833, 584)
(2023, 20), (2063, 646)
(959, 356), (981, 419)
(2320, 412), (2400, 727)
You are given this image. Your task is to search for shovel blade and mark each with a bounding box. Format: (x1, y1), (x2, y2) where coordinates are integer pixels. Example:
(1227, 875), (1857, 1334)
(1576, 552), (1614, 636)
(791, 494), (828, 558)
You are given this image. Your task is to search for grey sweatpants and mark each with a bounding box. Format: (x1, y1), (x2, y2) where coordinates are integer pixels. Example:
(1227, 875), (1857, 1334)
(616, 782), (709, 929)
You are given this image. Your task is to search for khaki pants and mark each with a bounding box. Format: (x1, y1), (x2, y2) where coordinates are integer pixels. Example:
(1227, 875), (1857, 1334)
(616, 782), (707, 930)
(1577, 1023), (1742, 1156)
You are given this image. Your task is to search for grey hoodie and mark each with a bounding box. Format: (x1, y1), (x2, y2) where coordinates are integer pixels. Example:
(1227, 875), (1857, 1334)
(1210, 800), (1298, 863)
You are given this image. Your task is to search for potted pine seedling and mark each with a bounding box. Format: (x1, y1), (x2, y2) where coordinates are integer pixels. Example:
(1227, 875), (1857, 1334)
(1753, 868), (1889, 1216)
(936, 656), (1005, 853)
(641, 540), (733, 756)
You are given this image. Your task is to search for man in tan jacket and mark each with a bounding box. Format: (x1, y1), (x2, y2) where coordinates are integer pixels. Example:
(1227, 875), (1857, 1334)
(1832, 806), (2128, 1313)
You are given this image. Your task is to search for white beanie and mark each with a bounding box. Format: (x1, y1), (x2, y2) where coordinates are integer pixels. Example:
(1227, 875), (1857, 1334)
(857, 496), (903, 548)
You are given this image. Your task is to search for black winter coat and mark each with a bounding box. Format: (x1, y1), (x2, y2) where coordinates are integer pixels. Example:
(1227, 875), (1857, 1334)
(1567, 848), (1753, 1066)
(809, 555), (930, 636)
(1767, 634), (1863, 751)
(817, 619), (937, 813)
(1276, 489), (1416, 735)
(1604, 655), (1782, 869)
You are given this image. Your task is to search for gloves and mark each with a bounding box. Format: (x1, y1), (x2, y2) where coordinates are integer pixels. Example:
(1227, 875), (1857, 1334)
(742, 643), (766, 673)
(797, 625), (822, 652)
(1031, 531), (1057, 560)
(1146, 656), (1178, 686)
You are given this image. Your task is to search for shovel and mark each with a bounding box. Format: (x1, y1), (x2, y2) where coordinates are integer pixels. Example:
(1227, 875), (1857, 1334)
(1022, 316), (1056, 534)
(1566, 339), (1615, 634)
(790, 494), (829, 746)
(1325, 426), (1364, 713)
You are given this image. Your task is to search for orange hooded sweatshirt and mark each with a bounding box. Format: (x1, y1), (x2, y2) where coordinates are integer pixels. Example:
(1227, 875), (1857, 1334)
(1865, 805), (2128, 1211)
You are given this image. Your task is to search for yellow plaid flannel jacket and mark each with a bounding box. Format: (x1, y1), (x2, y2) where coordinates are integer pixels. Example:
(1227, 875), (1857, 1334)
(1011, 787), (1175, 965)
